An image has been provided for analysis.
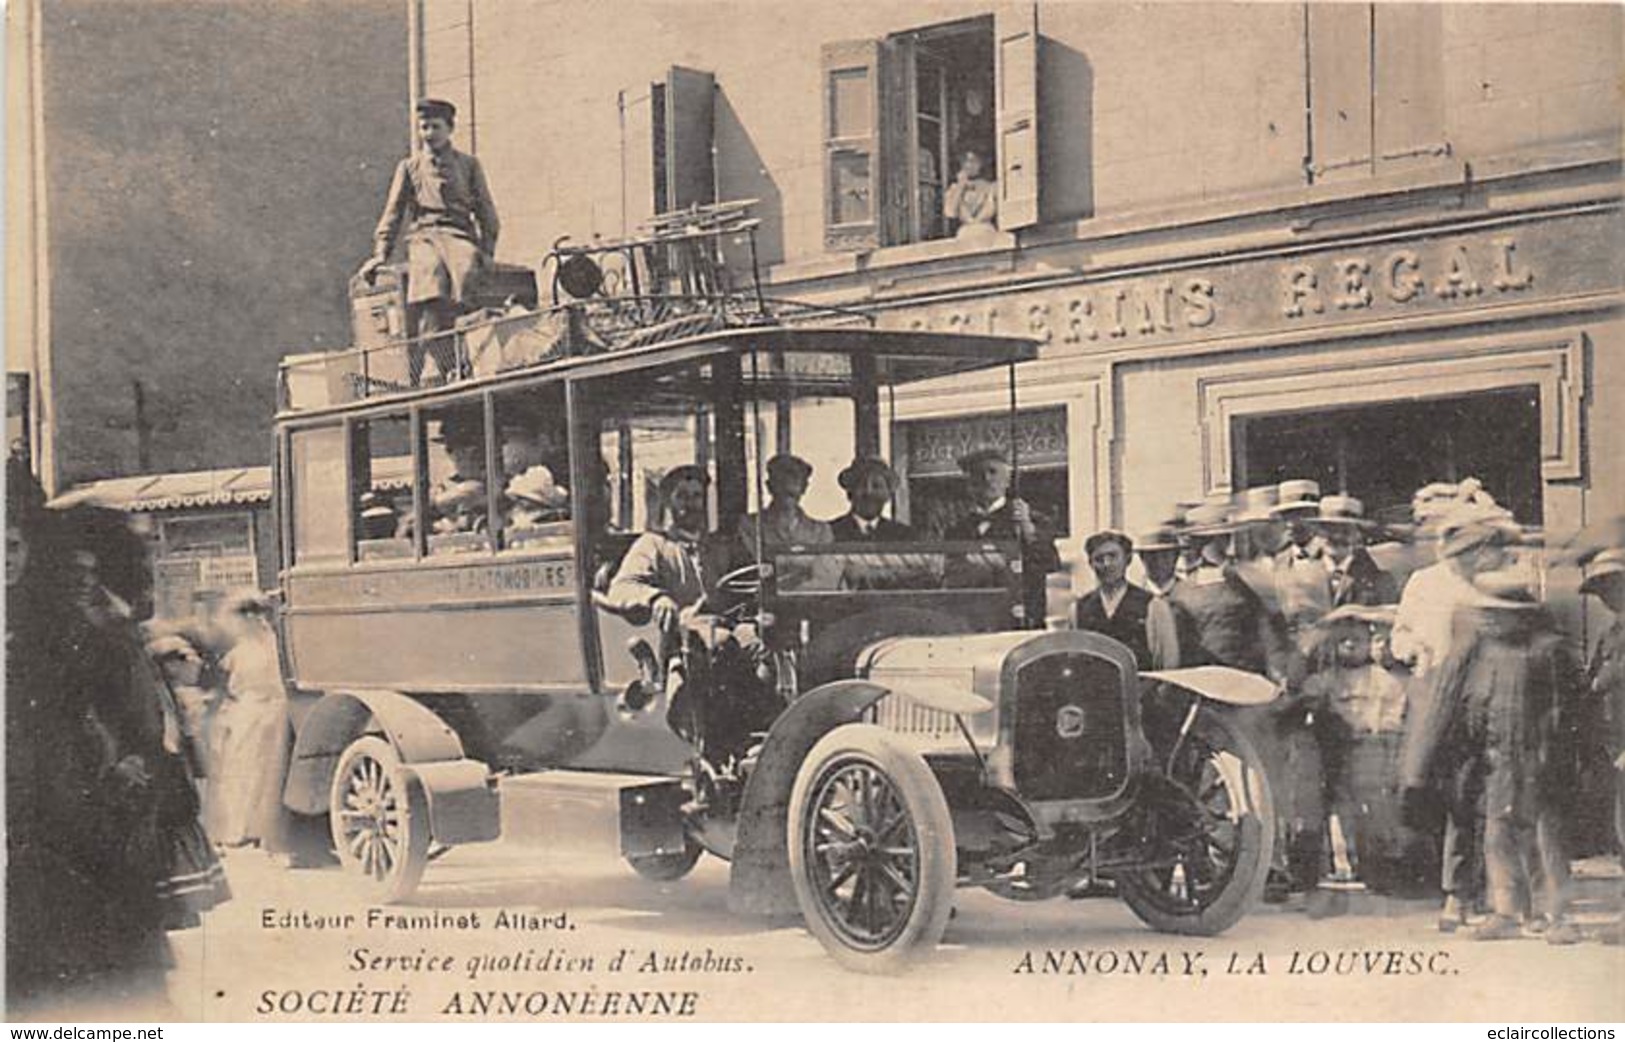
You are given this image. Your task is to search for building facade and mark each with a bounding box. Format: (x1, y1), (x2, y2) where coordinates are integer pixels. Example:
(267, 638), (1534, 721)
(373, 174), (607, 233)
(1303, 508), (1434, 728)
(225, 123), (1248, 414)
(414, 1), (1623, 614)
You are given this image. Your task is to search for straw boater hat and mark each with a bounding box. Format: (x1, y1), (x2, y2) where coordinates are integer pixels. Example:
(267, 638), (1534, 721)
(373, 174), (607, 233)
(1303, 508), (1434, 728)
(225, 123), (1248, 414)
(1271, 479), (1322, 518)
(1235, 485), (1281, 523)
(359, 489), (396, 524)
(1184, 501), (1236, 537)
(1580, 547), (1625, 597)
(1308, 494), (1374, 530)
(1135, 525), (1183, 553)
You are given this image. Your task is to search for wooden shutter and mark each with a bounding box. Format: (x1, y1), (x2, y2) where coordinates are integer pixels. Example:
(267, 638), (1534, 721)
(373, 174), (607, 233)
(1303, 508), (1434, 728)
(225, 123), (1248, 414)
(659, 66), (716, 213)
(1307, 4), (1374, 183)
(994, 4), (1041, 230)
(823, 39), (884, 251)
(1373, 6), (1447, 172)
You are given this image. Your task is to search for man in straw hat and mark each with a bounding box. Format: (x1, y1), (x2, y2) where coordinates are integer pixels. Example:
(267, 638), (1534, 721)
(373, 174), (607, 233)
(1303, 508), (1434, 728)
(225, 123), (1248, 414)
(1400, 565), (1581, 944)
(361, 97), (501, 384)
(1308, 495), (1398, 610)
(1579, 545), (1625, 943)
(1137, 524), (1195, 670)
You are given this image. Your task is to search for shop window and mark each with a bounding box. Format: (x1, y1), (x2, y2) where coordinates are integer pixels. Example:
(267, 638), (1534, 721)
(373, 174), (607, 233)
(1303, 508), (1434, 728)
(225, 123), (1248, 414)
(1232, 386), (1543, 525)
(351, 414), (416, 562)
(494, 385), (574, 552)
(422, 402), (493, 556)
(1307, 4), (1447, 183)
(900, 406), (1070, 537)
(822, 7), (1039, 251)
(288, 425), (348, 566)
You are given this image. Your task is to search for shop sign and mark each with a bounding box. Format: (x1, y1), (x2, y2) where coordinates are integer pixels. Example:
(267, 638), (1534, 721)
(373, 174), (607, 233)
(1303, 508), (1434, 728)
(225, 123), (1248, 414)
(885, 210), (1622, 351)
(905, 407), (1067, 478)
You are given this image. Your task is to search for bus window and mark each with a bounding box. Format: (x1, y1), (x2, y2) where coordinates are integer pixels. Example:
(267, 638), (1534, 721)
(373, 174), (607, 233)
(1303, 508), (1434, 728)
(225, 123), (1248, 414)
(494, 386), (572, 552)
(352, 414), (415, 562)
(289, 425), (348, 566)
(423, 404), (492, 556)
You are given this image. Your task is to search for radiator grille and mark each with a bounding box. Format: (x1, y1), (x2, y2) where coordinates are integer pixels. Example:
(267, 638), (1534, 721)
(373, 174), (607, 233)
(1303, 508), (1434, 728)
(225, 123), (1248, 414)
(873, 695), (959, 739)
(1011, 653), (1129, 801)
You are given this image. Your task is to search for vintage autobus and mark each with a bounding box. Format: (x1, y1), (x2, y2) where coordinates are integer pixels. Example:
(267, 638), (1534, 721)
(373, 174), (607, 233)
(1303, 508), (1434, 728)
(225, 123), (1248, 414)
(272, 211), (1276, 972)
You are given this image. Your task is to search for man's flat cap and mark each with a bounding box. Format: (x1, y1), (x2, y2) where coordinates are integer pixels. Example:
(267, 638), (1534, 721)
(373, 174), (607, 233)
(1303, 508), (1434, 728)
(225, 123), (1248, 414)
(416, 97), (457, 123)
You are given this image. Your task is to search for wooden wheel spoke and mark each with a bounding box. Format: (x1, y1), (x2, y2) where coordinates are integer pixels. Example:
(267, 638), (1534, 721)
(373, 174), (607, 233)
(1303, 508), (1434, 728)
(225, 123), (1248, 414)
(878, 860), (914, 897)
(818, 806), (857, 838)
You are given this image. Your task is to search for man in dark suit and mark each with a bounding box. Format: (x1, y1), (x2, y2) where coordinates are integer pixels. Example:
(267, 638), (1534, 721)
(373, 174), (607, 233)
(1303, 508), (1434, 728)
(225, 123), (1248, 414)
(829, 458), (914, 541)
(1073, 530), (1153, 668)
(1310, 495), (1399, 610)
(944, 448), (1060, 627)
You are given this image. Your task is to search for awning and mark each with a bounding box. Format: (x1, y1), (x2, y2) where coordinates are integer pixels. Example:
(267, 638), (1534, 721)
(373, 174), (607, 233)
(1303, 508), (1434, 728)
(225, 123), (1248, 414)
(49, 457), (410, 514)
(51, 466), (273, 513)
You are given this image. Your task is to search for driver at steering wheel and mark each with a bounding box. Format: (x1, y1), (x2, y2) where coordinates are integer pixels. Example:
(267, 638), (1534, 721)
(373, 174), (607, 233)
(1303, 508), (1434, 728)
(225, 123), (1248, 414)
(602, 465), (774, 755)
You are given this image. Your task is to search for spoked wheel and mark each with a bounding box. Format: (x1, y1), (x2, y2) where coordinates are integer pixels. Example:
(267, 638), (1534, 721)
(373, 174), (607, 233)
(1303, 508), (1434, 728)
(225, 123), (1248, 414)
(1117, 707), (1274, 936)
(329, 736), (432, 903)
(787, 724), (955, 974)
(627, 837), (704, 881)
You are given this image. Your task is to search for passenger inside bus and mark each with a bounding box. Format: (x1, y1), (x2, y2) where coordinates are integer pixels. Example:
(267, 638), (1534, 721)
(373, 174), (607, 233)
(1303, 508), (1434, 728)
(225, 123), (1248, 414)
(496, 404), (574, 546)
(427, 411), (489, 550)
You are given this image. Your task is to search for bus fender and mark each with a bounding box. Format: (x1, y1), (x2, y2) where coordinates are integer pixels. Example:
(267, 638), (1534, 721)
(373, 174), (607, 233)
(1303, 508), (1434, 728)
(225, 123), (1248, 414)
(727, 680), (891, 917)
(283, 689), (499, 845)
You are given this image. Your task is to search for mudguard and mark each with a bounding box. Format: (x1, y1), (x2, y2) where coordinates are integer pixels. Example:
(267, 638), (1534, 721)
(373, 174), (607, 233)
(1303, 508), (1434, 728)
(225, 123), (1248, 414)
(283, 689), (497, 844)
(726, 679), (891, 917)
(1140, 666), (1280, 707)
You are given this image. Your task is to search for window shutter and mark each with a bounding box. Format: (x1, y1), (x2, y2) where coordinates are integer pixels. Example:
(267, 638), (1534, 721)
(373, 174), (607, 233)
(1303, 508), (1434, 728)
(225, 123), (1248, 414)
(823, 39), (884, 251)
(1373, 6), (1447, 172)
(994, 4), (1041, 231)
(657, 66), (716, 214)
(1306, 3), (1374, 183)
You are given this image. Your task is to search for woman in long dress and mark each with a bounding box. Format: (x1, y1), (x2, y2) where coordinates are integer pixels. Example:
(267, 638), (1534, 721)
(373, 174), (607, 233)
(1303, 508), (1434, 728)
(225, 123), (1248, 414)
(208, 591), (292, 851)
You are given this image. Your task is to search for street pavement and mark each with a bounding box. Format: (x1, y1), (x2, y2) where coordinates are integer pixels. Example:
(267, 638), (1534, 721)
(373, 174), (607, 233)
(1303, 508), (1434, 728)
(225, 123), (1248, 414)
(126, 834), (1625, 1023)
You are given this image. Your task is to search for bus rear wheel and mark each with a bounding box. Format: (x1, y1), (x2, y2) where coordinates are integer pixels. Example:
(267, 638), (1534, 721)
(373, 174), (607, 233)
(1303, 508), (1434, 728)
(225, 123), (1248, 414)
(329, 736), (431, 902)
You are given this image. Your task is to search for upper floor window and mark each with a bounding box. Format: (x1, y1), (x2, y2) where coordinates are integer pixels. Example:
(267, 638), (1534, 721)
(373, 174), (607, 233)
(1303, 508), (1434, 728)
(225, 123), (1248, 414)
(823, 8), (1040, 251)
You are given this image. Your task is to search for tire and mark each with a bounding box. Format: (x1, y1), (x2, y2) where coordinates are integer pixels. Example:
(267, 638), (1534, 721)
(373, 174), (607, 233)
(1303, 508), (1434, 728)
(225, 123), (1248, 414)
(787, 724), (956, 974)
(627, 838), (704, 881)
(329, 736), (432, 903)
(1117, 707), (1275, 936)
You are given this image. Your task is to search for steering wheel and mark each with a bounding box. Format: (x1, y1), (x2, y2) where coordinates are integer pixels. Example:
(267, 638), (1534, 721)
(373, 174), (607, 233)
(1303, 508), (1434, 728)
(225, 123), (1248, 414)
(714, 562), (768, 597)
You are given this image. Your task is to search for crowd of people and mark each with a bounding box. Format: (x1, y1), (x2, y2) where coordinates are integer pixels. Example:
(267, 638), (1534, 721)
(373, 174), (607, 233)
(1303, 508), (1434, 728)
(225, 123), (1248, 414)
(5, 456), (321, 1015)
(1070, 476), (1625, 944)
